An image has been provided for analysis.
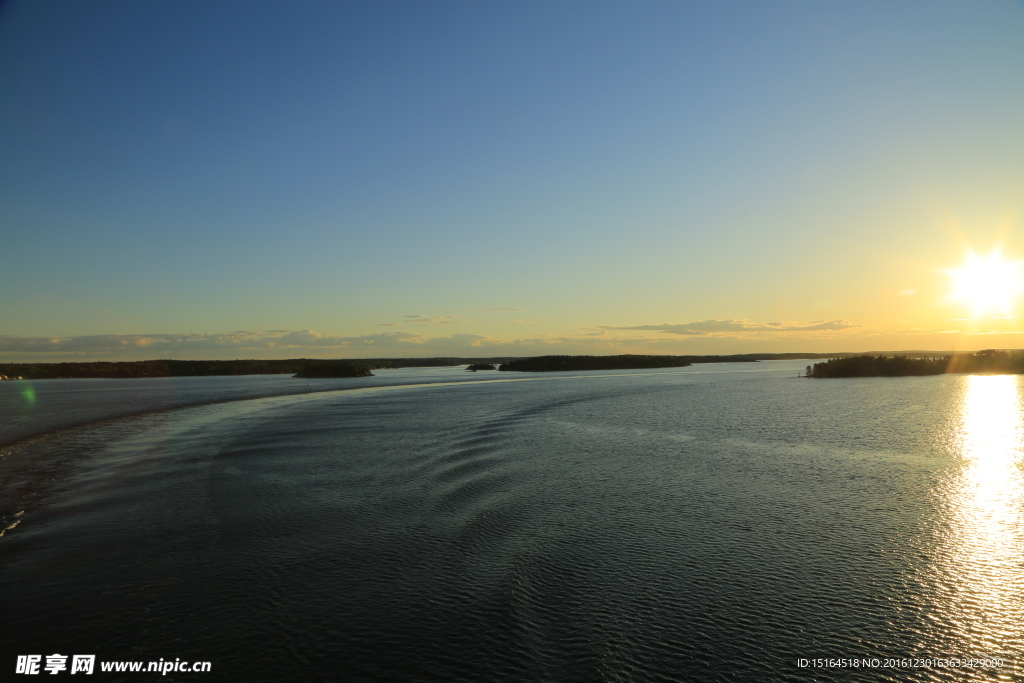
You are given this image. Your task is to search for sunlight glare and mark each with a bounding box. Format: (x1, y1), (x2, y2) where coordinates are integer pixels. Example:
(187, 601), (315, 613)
(945, 249), (1024, 318)
(934, 375), (1024, 651)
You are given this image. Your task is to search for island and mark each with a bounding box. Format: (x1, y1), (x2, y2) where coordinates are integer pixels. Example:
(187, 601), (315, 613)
(466, 363), (497, 371)
(0, 358), (465, 380)
(293, 361), (375, 378)
(0, 353), (860, 380)
(807, 350), (1024, 378)
(498, 355), (693, 372)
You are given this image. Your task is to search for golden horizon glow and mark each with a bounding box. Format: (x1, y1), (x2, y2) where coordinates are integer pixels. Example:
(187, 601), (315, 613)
(945, 249), (1024, 319)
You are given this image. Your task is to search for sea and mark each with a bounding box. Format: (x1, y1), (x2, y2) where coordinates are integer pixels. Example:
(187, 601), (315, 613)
(1, 360), (1021, 681)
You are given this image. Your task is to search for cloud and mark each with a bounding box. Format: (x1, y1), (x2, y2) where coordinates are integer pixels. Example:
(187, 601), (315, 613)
(0, 330), (431, 359)
(16, 318), (988, 362)
(0, 327), (800, 361)
(861, 320), (1024, 337)
(391, 315), (467, 326)
(480, 308), (524, 311)
(593, 319), (860, 337)
(0, 317), (863, 362)
(2, 329), (662, 361)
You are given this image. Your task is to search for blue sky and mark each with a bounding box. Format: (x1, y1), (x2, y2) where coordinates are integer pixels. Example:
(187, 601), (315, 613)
(2, 1), (1024, 360)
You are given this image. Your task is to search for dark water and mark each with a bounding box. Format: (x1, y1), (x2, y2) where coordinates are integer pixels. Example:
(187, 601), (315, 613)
(2, 362), (1022, 681)
(0, 367), (490, 447)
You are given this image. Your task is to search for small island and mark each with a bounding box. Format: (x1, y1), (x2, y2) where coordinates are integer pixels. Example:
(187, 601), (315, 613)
(807, 350), (1024, 378)
(293, 361), (375, 378)
(466, 363), (497, 371)
(498, 355), (693, 372)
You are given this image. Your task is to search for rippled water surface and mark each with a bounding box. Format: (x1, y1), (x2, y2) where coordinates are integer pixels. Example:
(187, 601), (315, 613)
(2, 362), (1022, 681)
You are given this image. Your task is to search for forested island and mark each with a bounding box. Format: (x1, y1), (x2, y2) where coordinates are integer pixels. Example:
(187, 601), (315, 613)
(0, 352), (867, 380)
(498, 355), (694, 372)
(0, 358), (462, 380)
(808, 350), (1024, 378)
(0, 352), (856, 378)
(292, 361), (376, 378)
(493, 353), (849, 373)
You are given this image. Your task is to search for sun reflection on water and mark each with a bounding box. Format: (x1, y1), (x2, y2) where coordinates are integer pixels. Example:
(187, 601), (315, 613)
(935, 374), (1024, 658)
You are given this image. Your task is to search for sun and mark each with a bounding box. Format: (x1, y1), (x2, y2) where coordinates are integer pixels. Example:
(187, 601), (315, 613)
(945, 249), (1024, 318)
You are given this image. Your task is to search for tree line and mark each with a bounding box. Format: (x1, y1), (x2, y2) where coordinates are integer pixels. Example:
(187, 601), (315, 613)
(498, 355), (694, 372)
(807, 350), (1024, 378)
(0, 358), (463, 380)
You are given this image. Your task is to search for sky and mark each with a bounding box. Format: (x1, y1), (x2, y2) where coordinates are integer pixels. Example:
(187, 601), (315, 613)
(2, 0), (1024, 361)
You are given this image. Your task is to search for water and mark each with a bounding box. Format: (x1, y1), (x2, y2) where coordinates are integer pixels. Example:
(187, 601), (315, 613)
(0, 366), (492, 447)
(1, 361), (1021, 681)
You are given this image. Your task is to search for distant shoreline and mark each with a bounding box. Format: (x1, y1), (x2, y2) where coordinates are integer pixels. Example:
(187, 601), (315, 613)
(498, 355), (695, 372)
(0, 358), (466, 381)
(3, 353), (848, 380)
